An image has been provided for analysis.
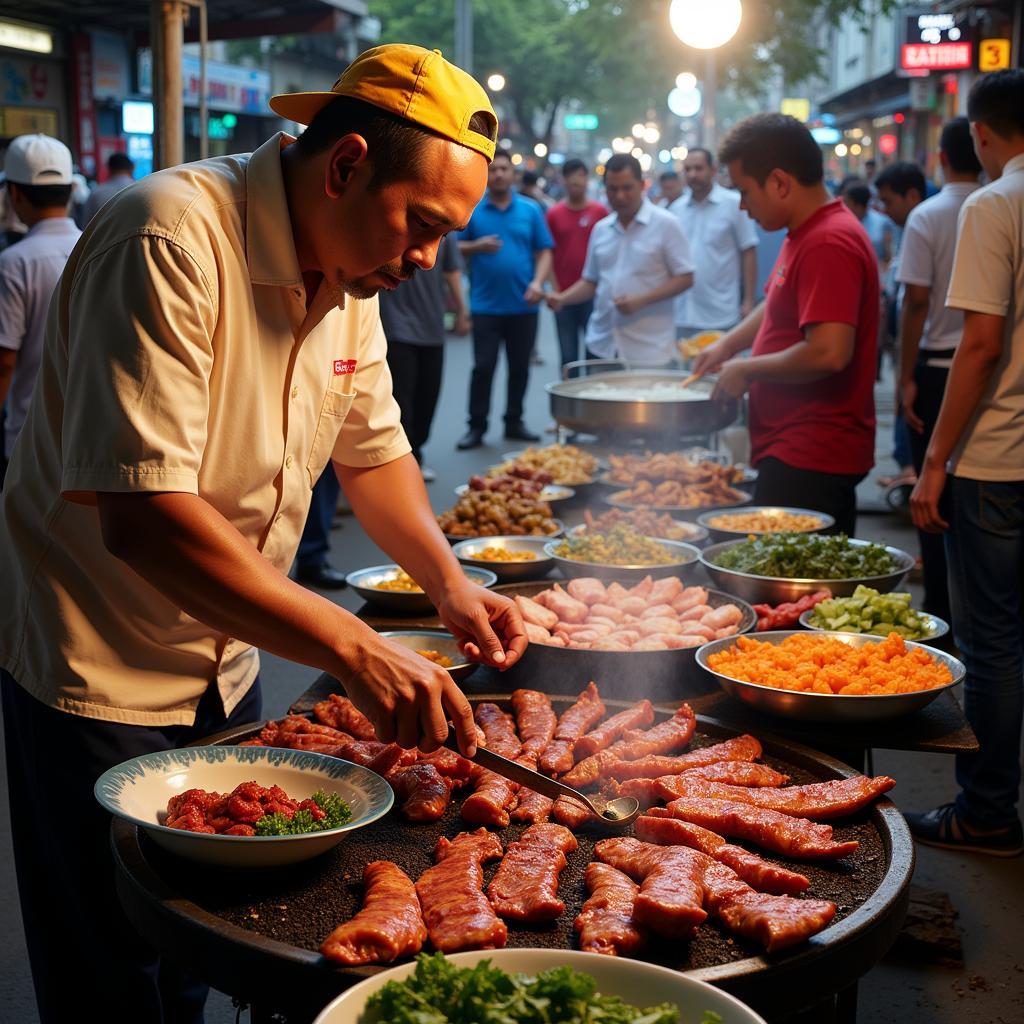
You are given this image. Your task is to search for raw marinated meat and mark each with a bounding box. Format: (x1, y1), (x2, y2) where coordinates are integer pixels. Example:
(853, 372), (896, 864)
(511, 689), (557, 759)
(387, 764), (454, 822)
(538, 682), (605, 775)
(475, 702), (521, 759)
(603, 734), (764, 785)
(486, 824), (578, 922)
(515, 594), (558, 630)
(320, 861), (426, 965)
(574, 862), (647, 957)
(574, 700), (654, 759)
(676, 761), (790, 787)
(312, 694), (377, 740)
(567, 578), (607, 605)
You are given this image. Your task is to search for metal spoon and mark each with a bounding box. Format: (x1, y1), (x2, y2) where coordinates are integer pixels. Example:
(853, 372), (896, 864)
(444, 732), (641, 829)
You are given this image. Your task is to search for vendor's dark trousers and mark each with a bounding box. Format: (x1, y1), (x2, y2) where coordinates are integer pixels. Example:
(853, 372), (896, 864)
(753, 456), (865, 537)
(386, 340), (444, 462)
(467, 313), (537, 432)
(2, 670), (262, 1024)
(945, 476), (1024, 830)
(296, 464), (341, 572)
(907, 353), (954, 622)
(553, 300), (593, 368)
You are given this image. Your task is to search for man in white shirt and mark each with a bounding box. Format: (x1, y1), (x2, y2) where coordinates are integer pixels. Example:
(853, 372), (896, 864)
(81, 151), (135, 224)
(671, 147), (758, 338)
(547, 153), (693, 366)
(0, 135), (81, 485)
(896, 117), (981, 623)
(910, 69), (1024, 857)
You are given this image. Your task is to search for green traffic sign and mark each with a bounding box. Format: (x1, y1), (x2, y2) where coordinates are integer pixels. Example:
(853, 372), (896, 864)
(564, 113), (599, 131)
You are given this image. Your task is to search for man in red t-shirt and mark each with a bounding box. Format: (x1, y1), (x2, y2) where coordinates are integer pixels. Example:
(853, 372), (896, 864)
(546, 158), (608, 366)
(693, 114), (879, 535)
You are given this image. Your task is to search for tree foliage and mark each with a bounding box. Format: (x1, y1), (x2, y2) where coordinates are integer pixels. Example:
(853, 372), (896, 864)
(369, 0), (898, 144)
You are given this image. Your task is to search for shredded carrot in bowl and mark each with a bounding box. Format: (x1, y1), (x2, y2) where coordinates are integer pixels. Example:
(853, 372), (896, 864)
(706, 632), (952, 695)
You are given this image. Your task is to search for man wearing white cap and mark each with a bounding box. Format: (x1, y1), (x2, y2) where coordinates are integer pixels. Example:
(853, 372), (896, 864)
(0, 135), (81, 485)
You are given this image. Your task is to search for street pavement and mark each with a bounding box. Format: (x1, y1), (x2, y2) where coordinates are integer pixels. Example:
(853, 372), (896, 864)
(1, 307), (1021, 1023)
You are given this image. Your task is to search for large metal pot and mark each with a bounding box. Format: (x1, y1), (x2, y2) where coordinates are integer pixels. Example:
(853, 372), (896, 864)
(546, 362), (739, 436)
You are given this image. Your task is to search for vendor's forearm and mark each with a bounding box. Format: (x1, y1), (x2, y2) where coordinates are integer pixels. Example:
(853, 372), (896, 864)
(741, 248), (757, 306)
(556, 278), (597, 305)
(722, 302), (766, 356)
(96, 491), (375, 680)
(924, 313), (1006, 467)
(532, 249), (552, 288)
(745, 342), (846, 384)
(335, 454), (464, 599)
(639, 273), (692, 307)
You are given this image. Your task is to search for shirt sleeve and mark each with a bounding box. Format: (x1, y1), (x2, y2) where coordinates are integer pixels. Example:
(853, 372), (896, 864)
(331, 298), (412, 468)
(895, 209), (933, 288)
(441, 234), (464, 273)
(532, 204), (554, 251)
(581, 225), (601, 284)
(946, 194), (1014, 316)
(60, 235), (217, 496)
(795, 240), (866, 329)
(0, 256), (27, 352)
(733, 205), (759, 251)
(663, 215), (695, 275)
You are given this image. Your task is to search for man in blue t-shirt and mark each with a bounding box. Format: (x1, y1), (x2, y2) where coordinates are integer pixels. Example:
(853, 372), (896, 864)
(456, 149), (553, 449)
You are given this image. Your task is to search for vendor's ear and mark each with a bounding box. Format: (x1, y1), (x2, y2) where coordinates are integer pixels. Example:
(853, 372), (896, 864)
(325, 132), (369, 198)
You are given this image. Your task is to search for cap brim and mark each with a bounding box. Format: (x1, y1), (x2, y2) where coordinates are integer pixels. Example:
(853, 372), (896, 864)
(268, 91), (339, 126)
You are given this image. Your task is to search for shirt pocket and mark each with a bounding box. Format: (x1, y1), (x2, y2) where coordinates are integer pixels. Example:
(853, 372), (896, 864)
(305, 387), (356, 487)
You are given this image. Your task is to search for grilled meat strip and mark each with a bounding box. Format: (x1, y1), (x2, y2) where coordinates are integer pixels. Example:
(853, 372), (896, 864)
(574, 862), (648, 957)
(574, 700), (655, 760)
(486, 824), (578, 922)
(539, 681), (606, 775)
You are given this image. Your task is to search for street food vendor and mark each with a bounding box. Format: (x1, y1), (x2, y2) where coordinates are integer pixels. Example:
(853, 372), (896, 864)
(0, 45), (524, 1023)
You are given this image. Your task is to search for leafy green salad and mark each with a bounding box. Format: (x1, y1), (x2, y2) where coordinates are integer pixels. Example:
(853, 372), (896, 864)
(806, 586), (937, 640)
(366, 953), (723, 1024)
(713, 532), (898, 580)
(253, 789), (351, 836)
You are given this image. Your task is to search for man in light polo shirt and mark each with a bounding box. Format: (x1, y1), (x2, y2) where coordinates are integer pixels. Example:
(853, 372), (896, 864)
(671, 147), (758, 339)
(0, 45), (525, 1022)
(910, 70), (1024, 857)
(456, 148), (553, 450)
(548, 153), (694, 366)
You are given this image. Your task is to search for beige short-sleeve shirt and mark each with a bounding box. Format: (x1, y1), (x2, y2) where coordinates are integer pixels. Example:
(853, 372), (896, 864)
(0, 134), (410, 725)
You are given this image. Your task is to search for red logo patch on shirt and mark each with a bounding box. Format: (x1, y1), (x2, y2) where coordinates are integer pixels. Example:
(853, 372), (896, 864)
(333, 359), (357, 375)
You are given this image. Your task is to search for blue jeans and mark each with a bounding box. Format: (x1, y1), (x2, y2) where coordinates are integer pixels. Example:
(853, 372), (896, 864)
(296, 463), (341, 571)
(554, 299), (594, 368)
(945, 476), (1024, 829)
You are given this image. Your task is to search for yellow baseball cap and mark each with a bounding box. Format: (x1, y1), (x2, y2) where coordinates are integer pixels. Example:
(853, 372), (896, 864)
(269, 43), (497, 162)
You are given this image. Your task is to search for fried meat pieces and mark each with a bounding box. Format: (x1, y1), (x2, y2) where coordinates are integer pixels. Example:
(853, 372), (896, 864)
(320, 861), (426, 965)
(593, 837), (836, 952)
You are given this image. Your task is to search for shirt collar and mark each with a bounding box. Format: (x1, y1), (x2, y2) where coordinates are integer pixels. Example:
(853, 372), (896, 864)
(246, 132), (304, 288)
(1002, 153), (1024, 176)
(685, 183), (721, 206)
(484, 191), (517, 211)
(26, 217), (78, 237)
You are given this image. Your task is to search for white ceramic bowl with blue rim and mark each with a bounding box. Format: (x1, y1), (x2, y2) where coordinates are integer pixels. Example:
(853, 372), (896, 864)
(94, 745), (393, 869)
(313, 949), (768, 1024)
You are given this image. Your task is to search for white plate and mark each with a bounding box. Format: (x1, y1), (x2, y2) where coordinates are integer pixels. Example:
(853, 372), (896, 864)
(313, 948), (767, 1023)
(95, 745), (393, 868)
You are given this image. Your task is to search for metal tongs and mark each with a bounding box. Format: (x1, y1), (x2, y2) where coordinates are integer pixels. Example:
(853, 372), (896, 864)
(444, 731), (641, 830)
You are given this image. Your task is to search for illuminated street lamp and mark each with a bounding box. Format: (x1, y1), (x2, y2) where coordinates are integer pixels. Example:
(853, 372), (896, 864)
(486, 72), (506, 92)
(676, 72), (697, 91)
(534, 142), (548, 158)
(668, 0), (743, 150)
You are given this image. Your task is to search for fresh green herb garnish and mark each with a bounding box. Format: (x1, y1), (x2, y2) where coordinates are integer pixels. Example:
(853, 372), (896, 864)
(714, 532), (897, 580)
(253, 789), (351, 836)
(366, 952), (710, 1024)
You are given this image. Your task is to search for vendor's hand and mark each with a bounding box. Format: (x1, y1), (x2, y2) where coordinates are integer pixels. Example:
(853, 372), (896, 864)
(524, 280), (545, 304)
(476, 234), (503, 254)
(713, 358), (751, 399)
(910, 460), (949, 534)
(342, 634), (478, 755)
(740, 297), (753, 319)
(613, 294), (643, 316)
(899, 378), (924, 434)
(692, 338), (729, 377)
(454, 310), (471, 336)
(436, 580), (528, 671)
(546, 292), (564, 313)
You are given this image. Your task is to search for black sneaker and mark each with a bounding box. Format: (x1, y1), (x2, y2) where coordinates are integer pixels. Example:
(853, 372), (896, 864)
(504, 423), (541, 442)
(456, 429), (485, 450)
(905, 803), (1024, 857)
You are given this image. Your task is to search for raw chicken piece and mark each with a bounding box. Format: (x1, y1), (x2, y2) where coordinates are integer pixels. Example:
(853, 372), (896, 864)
(542, 584), (589, 623)
(671, 587), (708, 613)
(701, 604), (744, 629)
(664, 635), (705, 649)
(636, 617), (681, 637)
(679, 603), (712, 621)
(590, 603), (625, 623)
(515, 594), (558, 630)
(649, 576), (684, 604)
(632, 638), (669, 651)
(640, 604), (676, 620)
(525, 622), (553, 644)
(566, 577), (607, 605)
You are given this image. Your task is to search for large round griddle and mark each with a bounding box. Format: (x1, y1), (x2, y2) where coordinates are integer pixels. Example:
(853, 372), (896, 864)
(491, 580), (756, 702)
(111, 698), (913, 1022)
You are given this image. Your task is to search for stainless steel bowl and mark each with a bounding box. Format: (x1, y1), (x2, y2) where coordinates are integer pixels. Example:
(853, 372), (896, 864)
(346, 564), (498, 613)
(499, 449), (606, 486)
(568, 520), (710, 546)
(543, 538), (701, 582)
(700, 538), (915, 605)
(451, 536), (556, 583)
(605, 488), (752, 515)
(696, 629), (965, 723)
(696, 505), (834, 543)
(454, 482), (575, 503)
(377, 630), (478, 683)
(443, 518), (565, 545)
(798, 607), (950, 645)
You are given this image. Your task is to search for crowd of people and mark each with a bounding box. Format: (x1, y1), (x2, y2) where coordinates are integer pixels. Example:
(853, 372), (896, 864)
(0, 39), (1021, 1022)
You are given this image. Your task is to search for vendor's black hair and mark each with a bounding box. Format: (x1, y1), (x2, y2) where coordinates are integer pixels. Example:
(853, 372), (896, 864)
(718, 114), (822, 186)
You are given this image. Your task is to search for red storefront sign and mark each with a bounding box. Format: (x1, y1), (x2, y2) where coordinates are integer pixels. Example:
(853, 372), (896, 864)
(71, 33), (99, 178)
(900, 42), (973, 72)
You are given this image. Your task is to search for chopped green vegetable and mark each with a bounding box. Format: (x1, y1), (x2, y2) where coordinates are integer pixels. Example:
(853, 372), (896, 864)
(807, 585), (937, 640)
(713, 532), (898, 580)
(253, 788), (351, 836)
(366, 952), (702, 1024)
